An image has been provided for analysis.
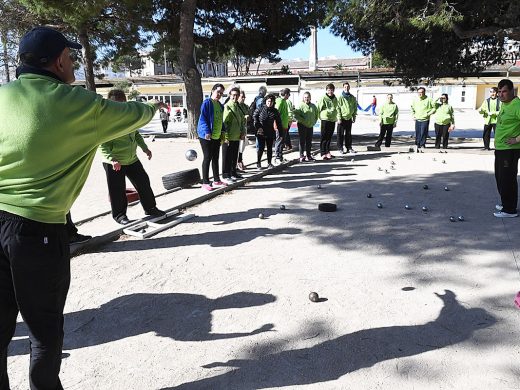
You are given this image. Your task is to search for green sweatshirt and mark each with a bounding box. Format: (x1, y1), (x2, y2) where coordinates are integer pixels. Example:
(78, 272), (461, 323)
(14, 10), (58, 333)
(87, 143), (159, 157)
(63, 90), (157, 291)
(434, 103), (455, 125)
(317, 94), (340, 122)
(99, 131), (149, 165)
(223, 101), (245, 141)
(337, 93), (357, 121)
(293, 102), (319, 129)
(495, 97), (520, 150)
(211, 100), (223, 140)
(275, 97), (289, 129)
(478, 97), (500, 125)
(0, 73), (157, 223)
(379, 102), (399, 125)
(411, 96), (436, 121)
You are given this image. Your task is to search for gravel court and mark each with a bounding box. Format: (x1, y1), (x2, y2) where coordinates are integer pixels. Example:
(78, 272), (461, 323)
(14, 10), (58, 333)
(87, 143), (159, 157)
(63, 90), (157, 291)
(8, 148), (520, 389)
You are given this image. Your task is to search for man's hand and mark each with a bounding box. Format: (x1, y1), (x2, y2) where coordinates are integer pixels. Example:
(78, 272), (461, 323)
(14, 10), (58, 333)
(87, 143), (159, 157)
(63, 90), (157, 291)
(204, 133), (211, 140)
(145, 149), (152, 160)
(352, 117), (356, 123)
(240, 133), (245, 140)
(506, 136), (520, 145)
(112, 161), (121, 171)
(150, 100), (167, 110)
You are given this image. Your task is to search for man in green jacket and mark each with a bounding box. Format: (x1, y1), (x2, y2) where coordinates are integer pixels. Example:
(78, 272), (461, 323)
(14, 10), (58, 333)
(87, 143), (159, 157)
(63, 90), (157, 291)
(368, 94), (399, 151)
(478, 87), (500, 150)
(411, 87), (436, 152)
(493, 79), (520, 218)
(336, 82), (358, 154)
(317, 83), (341, 160)
(0, 27), (161, 390)
(274, 88), (291, 163)
(100, 89), (166, 225)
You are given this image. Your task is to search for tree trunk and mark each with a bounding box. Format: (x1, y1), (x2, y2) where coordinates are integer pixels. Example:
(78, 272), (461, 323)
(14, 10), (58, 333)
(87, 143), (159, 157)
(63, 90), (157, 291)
(1, 29), (10, 83)
(256, 57), (263, 75)
(78, 27), (96, 92)
(178, 0), (202, 139)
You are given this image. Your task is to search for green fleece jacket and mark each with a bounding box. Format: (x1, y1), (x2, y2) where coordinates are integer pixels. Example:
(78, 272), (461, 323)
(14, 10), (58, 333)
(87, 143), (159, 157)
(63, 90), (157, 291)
(337, 93), (357, 121)
(223, 101), (245, 141)
(379, 102), (399, 125)
(478, 97), (500, 125)
(99, 131), (149, 165)
(411, 96), (436, 121)
(0, 73), (157, 223)
(275, 97), (289, 129)
(434, 103), (455, 125)
(495, 97), (520, 150)
(293, 102), (319, 129)
(317, 94), (340, 122)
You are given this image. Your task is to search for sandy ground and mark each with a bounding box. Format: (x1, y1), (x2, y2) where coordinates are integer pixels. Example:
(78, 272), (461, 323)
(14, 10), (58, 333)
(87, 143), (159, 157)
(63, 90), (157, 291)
(7, 129), (520, 389)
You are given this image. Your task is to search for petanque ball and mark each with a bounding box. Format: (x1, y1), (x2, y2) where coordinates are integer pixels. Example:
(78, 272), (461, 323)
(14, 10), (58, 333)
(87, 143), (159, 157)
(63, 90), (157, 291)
(405, 204), (411, 210)
(422, 206), (428, 212)
(367, 193), (373, 198)
(458, 215), (465, 221)
(378, 167), (383, 171)
(407, 156), (411, 160)
(449, 216), (456, 222)
(391, 161), (396, 165)
(317, 184), (322, 189)
(309, 292), (319, 302)
(377, 203), (383, 209)
(423, 184), (429, 190)
(280, 205), (286, 210)
(444, 186), (450, 191)
(442, 160), (446, 164)
(258, 213), (264, 219)
(185, 149), (198, 161)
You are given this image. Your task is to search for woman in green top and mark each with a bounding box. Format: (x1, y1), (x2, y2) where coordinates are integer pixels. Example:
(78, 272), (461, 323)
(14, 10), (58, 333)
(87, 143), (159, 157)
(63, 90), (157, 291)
(237, 91), (249, 171)
(99, 89), (165, 224)
(293, 92), (318, 161)
(434, 93), (455, 150)
(222, 87), (246, 183)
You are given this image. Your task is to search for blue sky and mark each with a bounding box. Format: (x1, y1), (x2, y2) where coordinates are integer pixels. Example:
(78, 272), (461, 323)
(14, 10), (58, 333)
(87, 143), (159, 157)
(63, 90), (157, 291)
(279, 27), (363, 60)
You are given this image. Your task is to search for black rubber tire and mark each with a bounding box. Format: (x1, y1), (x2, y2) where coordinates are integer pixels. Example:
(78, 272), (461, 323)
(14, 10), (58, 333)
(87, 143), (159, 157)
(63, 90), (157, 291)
(318, 203), (337, 212)
(162, 168), (201, 190)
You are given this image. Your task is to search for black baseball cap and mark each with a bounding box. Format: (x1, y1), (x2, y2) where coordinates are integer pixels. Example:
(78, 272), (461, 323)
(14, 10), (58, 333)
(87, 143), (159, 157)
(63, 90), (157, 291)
(19, 26), (82, 65)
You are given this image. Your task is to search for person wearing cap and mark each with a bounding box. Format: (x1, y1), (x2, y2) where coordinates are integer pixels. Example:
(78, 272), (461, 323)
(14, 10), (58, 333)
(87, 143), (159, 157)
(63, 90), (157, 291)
(0, 26), (162, 390)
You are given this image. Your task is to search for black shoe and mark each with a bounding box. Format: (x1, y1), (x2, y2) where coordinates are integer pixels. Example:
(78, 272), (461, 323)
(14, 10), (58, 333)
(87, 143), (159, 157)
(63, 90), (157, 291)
(69, 233), (92, 245)
(146, 207), (166, 217)
(116, 215), (131, 225)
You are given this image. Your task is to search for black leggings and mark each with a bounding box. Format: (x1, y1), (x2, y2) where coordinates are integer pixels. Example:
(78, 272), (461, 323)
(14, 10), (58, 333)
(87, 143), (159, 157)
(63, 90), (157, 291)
(256, 136), (274, 164)
(434, 123), (450, 149)
(200, 138), (221, 184)
(483, 123), (496, 149)
(222, 140), (240, 178)
(298, 123), (313, 157)
(495, 149), (520, 214)
(320, 120), (335, 156)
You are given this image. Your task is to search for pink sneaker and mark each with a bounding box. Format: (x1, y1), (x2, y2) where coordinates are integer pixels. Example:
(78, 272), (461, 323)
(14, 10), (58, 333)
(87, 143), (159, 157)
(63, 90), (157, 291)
(515, 291), (520, 309)
(202, 184), (214, 191)
(212, 181), (228, 188)
(321, 155), (329, 161)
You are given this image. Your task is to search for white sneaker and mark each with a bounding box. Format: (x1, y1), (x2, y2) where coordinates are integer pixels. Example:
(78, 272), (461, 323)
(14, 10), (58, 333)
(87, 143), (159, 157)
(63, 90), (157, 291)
(348, 148), (357, 154)
(495, 204), (503, 211)
(493, 211), (518, 218)
(223, 178), (235, 185)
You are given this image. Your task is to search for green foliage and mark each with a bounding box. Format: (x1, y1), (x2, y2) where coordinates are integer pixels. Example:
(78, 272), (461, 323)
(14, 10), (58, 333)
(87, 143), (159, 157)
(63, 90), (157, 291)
(111, 50), (144, 76)
(329, 0), (517, 83)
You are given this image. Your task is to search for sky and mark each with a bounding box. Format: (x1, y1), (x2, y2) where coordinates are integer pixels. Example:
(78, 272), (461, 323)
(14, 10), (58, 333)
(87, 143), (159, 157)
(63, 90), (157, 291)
(278, 27), (363, 60)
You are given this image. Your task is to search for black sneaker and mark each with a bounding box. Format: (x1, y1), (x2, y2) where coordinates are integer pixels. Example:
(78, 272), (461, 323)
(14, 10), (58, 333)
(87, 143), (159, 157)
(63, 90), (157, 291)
(116, 215), (131, 225)
(146, 207), (167, 217)
(69, 233), (92, 245)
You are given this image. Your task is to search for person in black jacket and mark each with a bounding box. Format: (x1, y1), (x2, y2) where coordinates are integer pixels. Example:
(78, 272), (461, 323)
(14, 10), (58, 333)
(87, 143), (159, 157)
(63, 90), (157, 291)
(253, 94), (282, 169)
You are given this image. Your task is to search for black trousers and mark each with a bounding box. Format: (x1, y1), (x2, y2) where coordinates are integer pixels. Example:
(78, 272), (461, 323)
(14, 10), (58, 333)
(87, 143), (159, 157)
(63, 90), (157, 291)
(495, 149), (520, 214)
(103, 160), (156, 221)
(274, 128), (287, 159)
(161, 120), (168, 132)
(337, 119), (353, 150)
(199, 138), (221, 184)
(284, 129), (292, 149)
(434, 123), (450, 149)
(0, 211), (69, 390)
(375, 124), (394, 147)
(298, 123), (313, 157)
(483, 123), (496, 149)
(256, 136), (274, 164)
(320, 120), (335, 156)
(222, 140), (240, 178)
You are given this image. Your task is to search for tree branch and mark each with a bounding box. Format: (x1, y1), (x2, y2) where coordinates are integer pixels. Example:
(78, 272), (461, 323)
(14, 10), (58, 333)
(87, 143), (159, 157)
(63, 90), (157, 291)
(453, 24), (520, 40)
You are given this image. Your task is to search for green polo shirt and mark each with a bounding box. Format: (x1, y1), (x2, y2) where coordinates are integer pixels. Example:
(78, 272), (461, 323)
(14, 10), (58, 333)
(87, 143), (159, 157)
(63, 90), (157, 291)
(495, 97), (520, 150)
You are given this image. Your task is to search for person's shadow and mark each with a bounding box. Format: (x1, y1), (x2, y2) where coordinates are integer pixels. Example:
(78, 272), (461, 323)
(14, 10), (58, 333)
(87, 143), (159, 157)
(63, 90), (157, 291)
(166, 290), (496, 390)
(9, 292), (275, 356)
